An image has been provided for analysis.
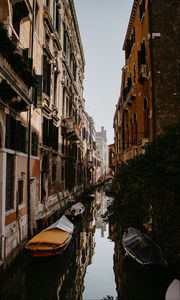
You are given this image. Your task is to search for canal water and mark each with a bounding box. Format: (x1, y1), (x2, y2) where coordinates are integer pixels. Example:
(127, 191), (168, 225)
(0, 188), (179, 300)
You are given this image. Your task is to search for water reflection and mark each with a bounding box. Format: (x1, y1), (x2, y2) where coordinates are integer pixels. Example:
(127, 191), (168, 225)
(0, 189), (117, 300)
(26, 197), (97, 300)
(83, 226), (116, 299)
(0, 188), (178, 300)
(110, 222), (178, 300)
(83, 189), (117, 299)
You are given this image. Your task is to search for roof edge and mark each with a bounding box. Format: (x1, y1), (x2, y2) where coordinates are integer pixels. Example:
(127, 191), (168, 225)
(123, 0), (138, 50)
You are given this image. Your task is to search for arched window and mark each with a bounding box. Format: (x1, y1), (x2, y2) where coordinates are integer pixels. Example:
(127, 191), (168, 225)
(12, 1), (29, 36)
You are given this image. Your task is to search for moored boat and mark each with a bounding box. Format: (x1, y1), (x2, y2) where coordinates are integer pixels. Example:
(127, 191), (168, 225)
(122, 227), (167, 267)
(64, 201), (85, 218)
(25, 215), (74, 257)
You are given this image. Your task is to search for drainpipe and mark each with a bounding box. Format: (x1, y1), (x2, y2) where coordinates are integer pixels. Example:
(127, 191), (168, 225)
(27, 0), (35, 239)
(27, 105), (32, 239)
(148, 0), (156, 141)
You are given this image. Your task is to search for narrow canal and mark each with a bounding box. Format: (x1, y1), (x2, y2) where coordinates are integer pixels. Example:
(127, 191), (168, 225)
(0, 187), (179, 300)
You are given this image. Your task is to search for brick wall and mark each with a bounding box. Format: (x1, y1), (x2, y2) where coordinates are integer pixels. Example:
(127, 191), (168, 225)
(150, 0), (180, 135)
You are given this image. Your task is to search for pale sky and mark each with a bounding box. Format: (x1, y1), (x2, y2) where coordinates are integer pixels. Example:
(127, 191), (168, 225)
(74, 0), (133, 144)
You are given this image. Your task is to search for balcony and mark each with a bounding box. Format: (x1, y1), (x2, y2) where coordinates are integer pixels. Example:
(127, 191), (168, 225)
(61, 117), (79, 141)
(43, 6), (53, 33)
(126, 83), (137, 105)
(121, 146), (137, 162)
(0, 78), (29, 112)
(0, 22), (36, 88)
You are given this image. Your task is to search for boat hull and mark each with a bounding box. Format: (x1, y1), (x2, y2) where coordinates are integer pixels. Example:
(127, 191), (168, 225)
(122, 227), (167, 267)
(25, 216), (74, 257)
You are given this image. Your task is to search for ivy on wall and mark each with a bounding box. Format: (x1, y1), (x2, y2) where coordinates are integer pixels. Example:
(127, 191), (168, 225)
(111, 124), (180, 262)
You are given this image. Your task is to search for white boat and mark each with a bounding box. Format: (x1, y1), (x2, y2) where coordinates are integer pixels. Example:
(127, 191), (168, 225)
(166, 279), (180, 300)
(64, 202), (85, 217)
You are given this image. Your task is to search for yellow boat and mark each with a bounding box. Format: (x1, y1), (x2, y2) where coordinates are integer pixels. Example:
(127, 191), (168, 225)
(25, 215), (74, 257)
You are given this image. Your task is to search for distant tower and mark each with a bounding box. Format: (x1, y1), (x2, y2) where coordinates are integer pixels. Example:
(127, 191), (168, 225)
(96, 127), (109, 175)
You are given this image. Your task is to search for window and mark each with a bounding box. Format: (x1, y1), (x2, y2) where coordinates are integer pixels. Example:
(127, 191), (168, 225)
(53, 69), (58, 106)
(43, 54), (51, 97)
(138, 41), (146, 68)
(139, 0), (145, 21)
(125, 27), (135, 59)
(43, 117), (50, 147)
(138, 41), (147, 81)
(63, 29), (70, 63)
(16, 121), (28, 153)
(31, 131), (38, 156)
(32, 75), (43, 108)
(35, 2), (40, 35)
(12, 2), (29, 36)
(54, 2), (61, 34)
(82, 127), (86, 140)
(42, 117), (58, 149)
(6, 154), (15, 211)
(5, 115), (16, 150)
(5, 115), (28, 153)
(70, 55), (77, 81)
(17, 179), (24, 205)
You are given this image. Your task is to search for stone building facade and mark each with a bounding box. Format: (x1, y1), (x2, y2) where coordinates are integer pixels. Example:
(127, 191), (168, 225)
(0, 0), (96, 267)
(96, 126), (109, 175)
(0, 0), (37, 266)
(114, 0), (180, 165)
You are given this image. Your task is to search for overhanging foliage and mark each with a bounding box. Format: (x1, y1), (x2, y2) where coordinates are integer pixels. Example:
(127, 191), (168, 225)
(111, 124), (180, 260)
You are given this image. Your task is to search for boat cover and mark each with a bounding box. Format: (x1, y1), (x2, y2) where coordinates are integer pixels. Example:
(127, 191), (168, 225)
(70, 202), (85, 216)
(65, 202), (85, 216)
(26, 230), (71, 247)
(122, 227), (148, 248)
(44, 215), (74, 233)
